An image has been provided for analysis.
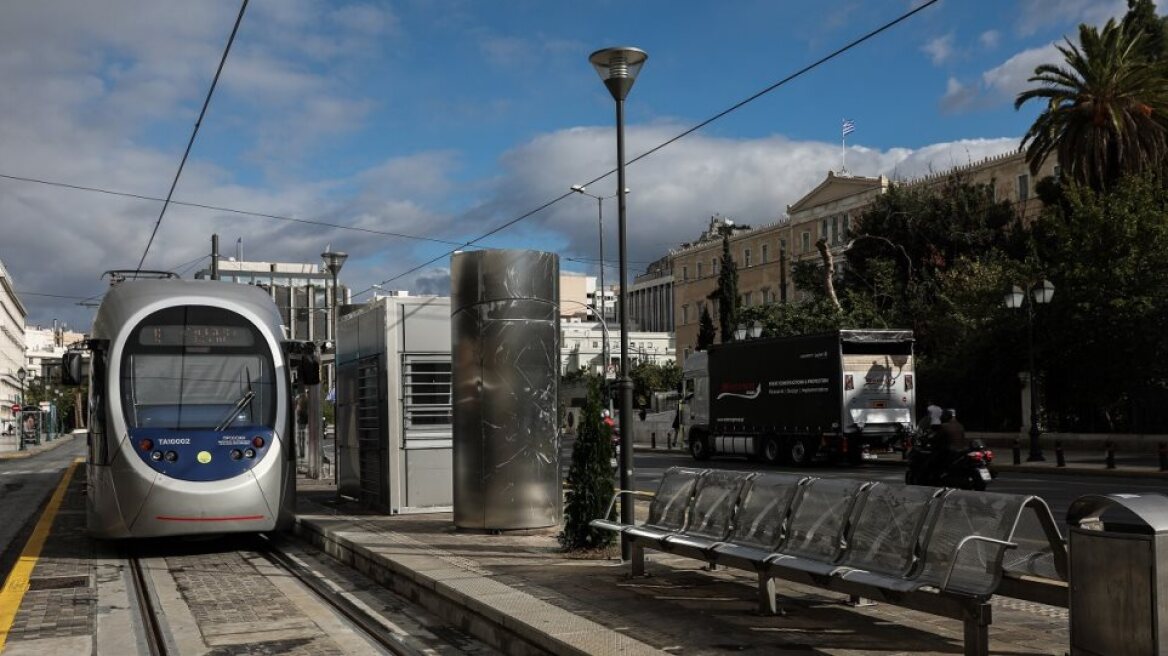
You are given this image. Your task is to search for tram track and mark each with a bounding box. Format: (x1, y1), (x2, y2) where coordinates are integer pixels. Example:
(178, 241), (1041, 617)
(254, 534), (426, 656)
(127, 552), (171, 656)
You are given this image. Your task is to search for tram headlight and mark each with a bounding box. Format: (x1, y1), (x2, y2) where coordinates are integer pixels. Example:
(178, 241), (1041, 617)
(164, 451), (178, 462)
(244, 448), (256, 459)
(151, 451), (163, 461)
(252, 436), (265, 448)
(230, 449), (243, 460)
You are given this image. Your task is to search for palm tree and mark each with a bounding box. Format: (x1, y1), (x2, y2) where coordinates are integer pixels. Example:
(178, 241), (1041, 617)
(1015, 19), (1168, 189)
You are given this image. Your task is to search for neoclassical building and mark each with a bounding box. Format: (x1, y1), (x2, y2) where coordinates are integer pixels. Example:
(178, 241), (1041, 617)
(669, 149), (1057, 363)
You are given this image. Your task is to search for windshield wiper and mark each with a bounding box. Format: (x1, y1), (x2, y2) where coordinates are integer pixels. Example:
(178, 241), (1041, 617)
(215, 368), (255, 431)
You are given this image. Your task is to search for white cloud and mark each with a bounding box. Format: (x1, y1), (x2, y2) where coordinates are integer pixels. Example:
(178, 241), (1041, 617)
(979, 30), (1001, 50)
(940, 42), (1061, 112)
(1017, 0), (1128, 36)
(923, 34), (955, 65)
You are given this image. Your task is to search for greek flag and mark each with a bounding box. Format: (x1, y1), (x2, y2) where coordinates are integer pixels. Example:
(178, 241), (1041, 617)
(842, 119), (856, 137)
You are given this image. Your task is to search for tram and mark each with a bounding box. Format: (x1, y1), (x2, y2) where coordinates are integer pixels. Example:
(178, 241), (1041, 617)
(62, 277), (319, 538)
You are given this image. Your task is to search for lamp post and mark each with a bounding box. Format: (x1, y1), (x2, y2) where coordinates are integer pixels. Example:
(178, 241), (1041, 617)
(570, 185), (628, 367)
(321, 249), (348, 482)
(589, 45), (646, 561)
(1006, 279), (1054, 461)
(16, 367), (26, 451)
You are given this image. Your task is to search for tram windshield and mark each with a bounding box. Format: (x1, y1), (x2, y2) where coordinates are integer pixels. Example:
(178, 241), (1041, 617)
(121, 306), (277, 430)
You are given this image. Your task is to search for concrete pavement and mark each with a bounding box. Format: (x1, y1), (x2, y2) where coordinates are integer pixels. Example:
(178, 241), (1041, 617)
(294, 483), (1068, 656)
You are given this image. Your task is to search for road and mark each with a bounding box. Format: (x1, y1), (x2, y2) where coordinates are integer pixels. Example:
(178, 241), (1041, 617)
(630, 449), (1163, 527)
(0, 436), (86, 578)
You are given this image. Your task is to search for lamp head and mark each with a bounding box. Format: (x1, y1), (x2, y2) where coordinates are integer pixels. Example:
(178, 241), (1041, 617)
(1005, 285), (1024, 309)
(589, 47), (647, 102)
(16, 367), (26, 382)
(321, 250), (348, 276)
(1033, 279), (1055, 305)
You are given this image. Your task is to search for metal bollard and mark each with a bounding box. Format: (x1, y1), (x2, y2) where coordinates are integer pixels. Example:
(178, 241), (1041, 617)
(651, 432), (656, 449)
(1012, 438), (1021, 465)
(1105, 439), (1116, 469)
(1160, 442), (1168, 472)
(1055, 440), (1066, 467)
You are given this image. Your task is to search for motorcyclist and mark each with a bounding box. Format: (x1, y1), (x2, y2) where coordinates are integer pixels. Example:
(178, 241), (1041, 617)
(928, 408), (965, 472)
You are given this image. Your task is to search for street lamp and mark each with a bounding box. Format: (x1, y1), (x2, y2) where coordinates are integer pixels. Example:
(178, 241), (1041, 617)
(570, 185), (626, 370)
(320, 249), (348, 481)
(1005, 279), (1054, 461)
(588, 45), (646, 561)
(16, 367), (26, 451)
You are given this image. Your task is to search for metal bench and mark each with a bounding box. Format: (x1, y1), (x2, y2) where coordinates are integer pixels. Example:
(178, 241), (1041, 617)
(591, 469), (1069, 656)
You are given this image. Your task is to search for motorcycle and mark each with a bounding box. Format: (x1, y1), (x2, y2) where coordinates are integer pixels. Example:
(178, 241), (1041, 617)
(904, 429), (995, 491)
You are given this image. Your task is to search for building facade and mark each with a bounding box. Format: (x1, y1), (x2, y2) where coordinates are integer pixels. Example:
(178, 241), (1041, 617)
(560, 318), (675, 376)
(627, 254), (674, 333)
(669, 150), (1056, 365)
(1, 259), (27, 424)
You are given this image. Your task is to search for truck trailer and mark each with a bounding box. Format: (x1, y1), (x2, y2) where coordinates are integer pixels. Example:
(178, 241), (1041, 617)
(680, 329), (915, 465)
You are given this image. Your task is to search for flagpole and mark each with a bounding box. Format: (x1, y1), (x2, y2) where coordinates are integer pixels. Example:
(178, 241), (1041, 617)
(841, 129), (846, 173)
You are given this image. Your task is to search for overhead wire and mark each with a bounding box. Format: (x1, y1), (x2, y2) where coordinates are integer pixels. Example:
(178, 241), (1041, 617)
(135, 0), (249, 272)
(0, 173), (469, 248)
(353, 0), (941, 298)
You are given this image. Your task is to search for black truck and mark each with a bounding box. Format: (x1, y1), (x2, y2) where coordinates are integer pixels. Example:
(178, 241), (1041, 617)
(679, 329), (916, 465)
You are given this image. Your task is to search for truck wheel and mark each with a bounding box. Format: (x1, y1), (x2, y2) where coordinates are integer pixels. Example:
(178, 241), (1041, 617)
(789, 437), (817, 467)
(689, 432), (711, 461)
(763, 437), (782, 465)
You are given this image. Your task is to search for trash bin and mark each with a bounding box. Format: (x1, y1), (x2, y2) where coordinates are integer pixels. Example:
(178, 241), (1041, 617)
(1066, 493), (1168, 656)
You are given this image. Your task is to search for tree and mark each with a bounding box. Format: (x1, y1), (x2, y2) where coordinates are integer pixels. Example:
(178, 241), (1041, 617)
(1015, 19), (1168, 189)
(630, 360), (682, 408)
(1030, 174), (1168, 432)
(696, 306), (717, 351)
(708, 233), (740, 343)
(559, 375), (616, 551)
(1123, 0), (1168, 63)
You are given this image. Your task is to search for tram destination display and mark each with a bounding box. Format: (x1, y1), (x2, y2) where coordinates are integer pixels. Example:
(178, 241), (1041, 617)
(139, 325), (254, 347)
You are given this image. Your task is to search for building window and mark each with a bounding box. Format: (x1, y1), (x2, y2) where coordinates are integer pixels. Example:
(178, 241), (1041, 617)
(822, 219), (829, 239)
(696, 262), (703, 278)
(681, 305), (689, 324)
(697, 301), (706, 317)
(831, 216), (839, 244)
(1017, 174), (1030, 202)
(743, 248), (751, 267)
(761, 243), (769, 264)
(780, 238), (787, 254)
(713, 258), (719, 274)
(802, 231), (810, 252)
(843, 214), (851, 239)
(743, 291), (752, 306)
(682, 265), (688, 281)
(1053, 165), (1061, 180)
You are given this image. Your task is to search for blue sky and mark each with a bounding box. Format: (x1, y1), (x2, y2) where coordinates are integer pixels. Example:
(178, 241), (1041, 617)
(0, 0), (1142, 328)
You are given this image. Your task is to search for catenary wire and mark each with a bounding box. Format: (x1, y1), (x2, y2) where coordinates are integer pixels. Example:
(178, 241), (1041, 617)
(0, 173), (471, 248)
(135, 0), (248, 273)
(352, 0), (941, 297)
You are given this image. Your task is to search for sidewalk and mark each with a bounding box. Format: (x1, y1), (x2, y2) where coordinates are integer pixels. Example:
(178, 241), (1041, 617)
(0, 431), (79, 459)
(294, 483), (1067, 656)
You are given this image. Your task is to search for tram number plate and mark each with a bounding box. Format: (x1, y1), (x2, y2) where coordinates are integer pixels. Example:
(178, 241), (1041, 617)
(979, 469), (992, 481)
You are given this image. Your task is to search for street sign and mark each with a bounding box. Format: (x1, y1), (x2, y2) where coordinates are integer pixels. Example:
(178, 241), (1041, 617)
(605, 364), (616, 381)
(10, 404), (19, 413)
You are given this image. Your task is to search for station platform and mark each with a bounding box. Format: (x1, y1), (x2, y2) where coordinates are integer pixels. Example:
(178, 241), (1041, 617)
(294, 486), (1070, 656)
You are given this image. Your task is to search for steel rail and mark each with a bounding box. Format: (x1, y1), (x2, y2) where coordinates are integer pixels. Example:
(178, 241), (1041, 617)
(255, 534), (421, 656)
(127, 554), (170, 656)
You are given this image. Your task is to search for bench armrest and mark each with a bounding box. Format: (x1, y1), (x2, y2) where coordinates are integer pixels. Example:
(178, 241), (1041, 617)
(602, 489), (656, 524)
(940, 535), (1017, 592)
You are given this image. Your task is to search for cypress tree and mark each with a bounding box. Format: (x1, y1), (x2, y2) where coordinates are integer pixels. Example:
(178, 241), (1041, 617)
(559, 375), (616, 550)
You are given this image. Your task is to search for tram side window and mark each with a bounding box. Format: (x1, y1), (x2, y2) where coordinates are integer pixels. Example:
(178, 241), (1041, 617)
(89, 349), (109, 465)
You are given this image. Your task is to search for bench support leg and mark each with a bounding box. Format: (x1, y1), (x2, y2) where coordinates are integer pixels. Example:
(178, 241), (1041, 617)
(847, 594), (876, 607)
(757, 572), (782, 616)
(630, 544), (646, 577)
(962, 603), (991, 656)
